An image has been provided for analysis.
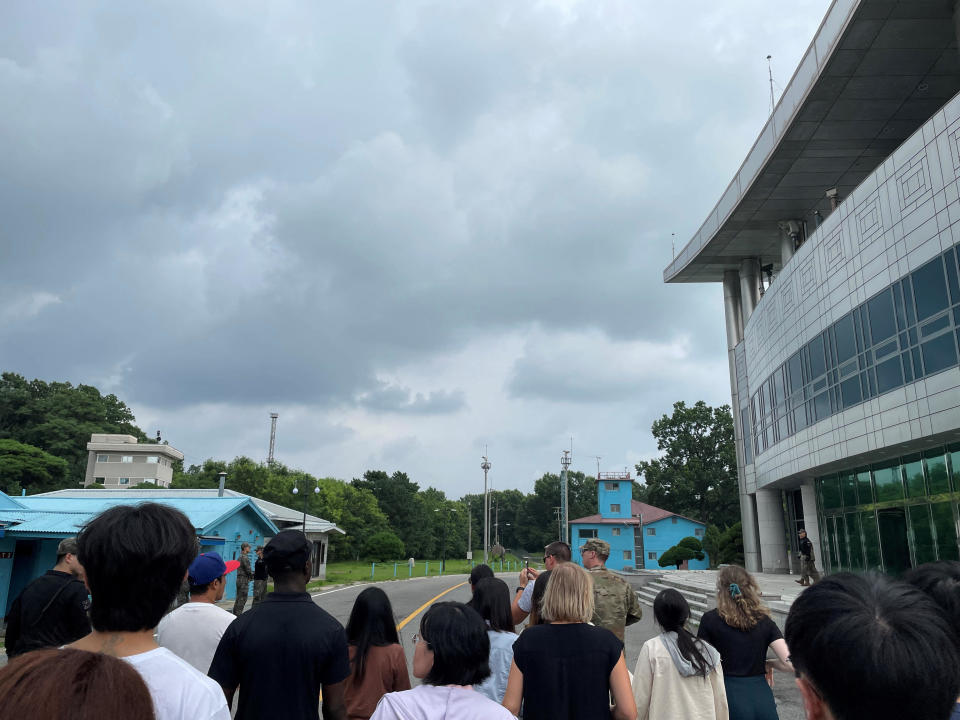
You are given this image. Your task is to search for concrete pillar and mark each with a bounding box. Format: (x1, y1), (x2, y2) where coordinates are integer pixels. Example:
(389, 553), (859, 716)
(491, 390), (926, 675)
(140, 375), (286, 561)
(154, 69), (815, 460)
(800, 482), (822, 567)
(756, 488), (789, 574)
(722, 270), (743, 349)
(778, 224), (795, 266)
(739, 258), (761, 325)
(741, 493), (761, 573)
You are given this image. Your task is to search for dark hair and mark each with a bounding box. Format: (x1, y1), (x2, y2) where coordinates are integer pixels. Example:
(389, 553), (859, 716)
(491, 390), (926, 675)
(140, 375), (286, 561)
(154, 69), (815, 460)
(345, 587), (400, 681)
(785, 572), (960, 720)
(471, 577), (514, 633)
(903, 560), (960, 650)
(528, 570), (551, 625)
(544, 541), (571, 562)
(0, 648), (155, 720)
(419, 602), (490, 686)
(78, 503), (197, 631)
(653, 589), (713, 678)
(469, 564), (494, 587)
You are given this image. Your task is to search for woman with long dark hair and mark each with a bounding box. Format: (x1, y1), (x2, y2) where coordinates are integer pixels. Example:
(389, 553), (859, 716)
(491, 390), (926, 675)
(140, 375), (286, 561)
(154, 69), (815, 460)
(633, 588), (728, 720)
(470, 577), (518, 702)
(344, 587), (411, 720)
(697, 566), (791, 720)
(526, 570), (551, 627)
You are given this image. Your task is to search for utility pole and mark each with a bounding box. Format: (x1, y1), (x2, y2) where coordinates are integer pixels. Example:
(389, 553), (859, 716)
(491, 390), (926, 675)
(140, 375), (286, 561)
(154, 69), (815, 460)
(481, 453), (491, 565)
(560, 449), (572, 546)
(553, 506), (561, 541)
(466, 500), (472, 560)
(494, 500), (499, 545)
(268, 413), (279, 465)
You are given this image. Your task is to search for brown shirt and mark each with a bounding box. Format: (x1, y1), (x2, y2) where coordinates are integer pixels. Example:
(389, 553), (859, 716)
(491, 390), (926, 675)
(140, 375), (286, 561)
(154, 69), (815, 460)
(344, 643), (411, 720)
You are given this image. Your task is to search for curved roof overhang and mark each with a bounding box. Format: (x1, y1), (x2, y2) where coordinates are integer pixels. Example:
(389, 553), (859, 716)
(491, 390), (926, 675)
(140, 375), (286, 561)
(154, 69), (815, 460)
(664, 0), (960, 284)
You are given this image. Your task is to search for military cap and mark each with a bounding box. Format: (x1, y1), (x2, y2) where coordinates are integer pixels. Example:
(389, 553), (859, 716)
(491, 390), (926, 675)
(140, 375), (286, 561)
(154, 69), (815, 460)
(581, 538), (610, 557)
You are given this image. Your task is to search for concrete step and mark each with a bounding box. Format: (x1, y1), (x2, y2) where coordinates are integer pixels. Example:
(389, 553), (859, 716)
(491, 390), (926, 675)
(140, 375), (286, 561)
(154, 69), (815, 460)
(643, 581), (710, 612)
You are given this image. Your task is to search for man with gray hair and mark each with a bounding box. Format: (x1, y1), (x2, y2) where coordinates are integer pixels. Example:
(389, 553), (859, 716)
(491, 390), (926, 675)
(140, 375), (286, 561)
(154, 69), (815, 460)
(4, 537), (91, 657)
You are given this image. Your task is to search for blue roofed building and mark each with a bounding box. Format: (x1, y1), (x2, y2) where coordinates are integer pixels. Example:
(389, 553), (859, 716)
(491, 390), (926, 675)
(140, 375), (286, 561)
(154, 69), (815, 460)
(0, 488), (342, 618)
(569, 472), (709, 571)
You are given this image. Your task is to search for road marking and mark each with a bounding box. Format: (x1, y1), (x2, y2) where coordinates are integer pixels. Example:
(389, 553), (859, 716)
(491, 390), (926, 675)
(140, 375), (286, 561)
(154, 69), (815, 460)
(396, 581), (468, 630)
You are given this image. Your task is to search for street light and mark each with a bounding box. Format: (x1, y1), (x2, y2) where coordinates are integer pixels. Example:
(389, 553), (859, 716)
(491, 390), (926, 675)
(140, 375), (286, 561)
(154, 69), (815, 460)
(434, 506), (448, 573)
(481, 455), (491, 565)
(292, 477), (320, 534)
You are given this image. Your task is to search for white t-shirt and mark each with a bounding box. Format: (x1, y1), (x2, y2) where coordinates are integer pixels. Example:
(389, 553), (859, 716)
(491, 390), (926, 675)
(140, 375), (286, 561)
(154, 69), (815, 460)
(124, 647), (230, 720)
(158, 601), (236, 673)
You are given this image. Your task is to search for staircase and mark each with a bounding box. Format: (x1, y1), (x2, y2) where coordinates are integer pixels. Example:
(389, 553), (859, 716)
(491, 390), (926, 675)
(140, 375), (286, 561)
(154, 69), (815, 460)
(635, 573), (715, 628)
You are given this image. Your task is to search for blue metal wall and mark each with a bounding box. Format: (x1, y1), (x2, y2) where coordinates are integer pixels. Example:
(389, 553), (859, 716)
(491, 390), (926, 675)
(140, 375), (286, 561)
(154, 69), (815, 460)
(643, 517), (709, 570)
(571, 523), (638, 571)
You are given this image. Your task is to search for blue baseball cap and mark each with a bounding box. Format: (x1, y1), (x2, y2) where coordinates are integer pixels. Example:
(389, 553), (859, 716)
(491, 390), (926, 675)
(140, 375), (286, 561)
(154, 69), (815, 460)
(188, 552), (241, 585)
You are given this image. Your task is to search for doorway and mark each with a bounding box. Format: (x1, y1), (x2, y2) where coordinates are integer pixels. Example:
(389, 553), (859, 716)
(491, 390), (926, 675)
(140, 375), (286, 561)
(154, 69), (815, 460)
(877, 508), (911, 575)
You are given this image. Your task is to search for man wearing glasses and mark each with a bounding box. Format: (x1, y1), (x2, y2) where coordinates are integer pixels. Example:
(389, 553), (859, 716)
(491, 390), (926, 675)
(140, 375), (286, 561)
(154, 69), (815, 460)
(580, 538), (642, 642)
(511, 541), (570, 625)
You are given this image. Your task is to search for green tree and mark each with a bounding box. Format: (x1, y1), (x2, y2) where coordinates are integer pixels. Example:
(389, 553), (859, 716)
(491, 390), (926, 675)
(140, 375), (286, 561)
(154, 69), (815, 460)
(0, 438), (69, 495)
(635, 401), (739, 528)
(514, 471), (598, 551)
(362, 530), (405, 561)
(718, 522), (744, 566)
(702, 524), (723, 569)
(352, 471), (432, 557)
(658, 536), (705, 569)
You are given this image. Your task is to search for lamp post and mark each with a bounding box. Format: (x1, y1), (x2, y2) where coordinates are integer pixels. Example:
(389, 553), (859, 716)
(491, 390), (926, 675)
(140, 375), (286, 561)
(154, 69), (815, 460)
(481, 455), (491, 565)
(434, 505), (448, 573)
(291, 476), (320, 534)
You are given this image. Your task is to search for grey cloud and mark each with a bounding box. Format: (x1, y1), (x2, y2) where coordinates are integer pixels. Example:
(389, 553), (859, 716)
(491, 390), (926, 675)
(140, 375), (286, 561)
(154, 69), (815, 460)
(358, 384), (467, 415)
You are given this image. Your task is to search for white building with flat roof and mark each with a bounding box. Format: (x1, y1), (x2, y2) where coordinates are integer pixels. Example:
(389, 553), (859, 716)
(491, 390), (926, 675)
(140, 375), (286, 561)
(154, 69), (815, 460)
(83, 434), (184, 488)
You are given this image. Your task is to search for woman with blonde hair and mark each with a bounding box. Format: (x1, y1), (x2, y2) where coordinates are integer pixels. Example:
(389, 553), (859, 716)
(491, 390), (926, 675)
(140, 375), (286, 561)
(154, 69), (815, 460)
(502, 563), (636, 720)
(696, 566), (791, 720)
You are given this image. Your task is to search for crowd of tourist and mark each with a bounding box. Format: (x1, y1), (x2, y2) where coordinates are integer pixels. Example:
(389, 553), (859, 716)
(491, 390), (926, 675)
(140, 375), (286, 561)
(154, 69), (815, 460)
(2, 503), (960, 720)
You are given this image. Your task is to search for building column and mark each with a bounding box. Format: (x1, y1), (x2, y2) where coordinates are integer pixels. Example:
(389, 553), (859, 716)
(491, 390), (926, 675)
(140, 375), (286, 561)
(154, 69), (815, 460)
(741, 492), (761, 573)
(723, 270), (743, 348)
(799, 482), (822, 568)
(739, 258), (761, 325)
(778, 221), (799, 266)
(755, 488), (789, 573)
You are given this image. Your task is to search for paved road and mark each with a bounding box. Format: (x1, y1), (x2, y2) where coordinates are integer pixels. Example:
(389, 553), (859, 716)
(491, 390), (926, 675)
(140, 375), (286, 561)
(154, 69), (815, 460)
(309, 572), (805, 719)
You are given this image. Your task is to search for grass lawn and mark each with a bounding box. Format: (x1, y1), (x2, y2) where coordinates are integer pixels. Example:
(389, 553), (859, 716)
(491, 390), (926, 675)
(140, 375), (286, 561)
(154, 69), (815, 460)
(304, 554), (527, 592)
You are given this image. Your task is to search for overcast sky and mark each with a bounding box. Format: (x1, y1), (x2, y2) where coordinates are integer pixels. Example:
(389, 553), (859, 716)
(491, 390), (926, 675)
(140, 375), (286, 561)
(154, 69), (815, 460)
(0, 0), (833, 498)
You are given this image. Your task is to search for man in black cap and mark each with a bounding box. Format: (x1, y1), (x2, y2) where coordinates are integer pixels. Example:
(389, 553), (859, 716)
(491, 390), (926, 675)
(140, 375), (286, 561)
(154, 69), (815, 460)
(4, 537), (91, 658)
(208, 530), (350, 720)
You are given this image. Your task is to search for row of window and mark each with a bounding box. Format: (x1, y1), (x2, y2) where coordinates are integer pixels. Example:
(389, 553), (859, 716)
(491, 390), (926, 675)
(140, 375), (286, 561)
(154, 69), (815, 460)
(747, 241), (960, 459)
(93, 477), (157, 485)
(578, 524), (705, 538)
(96, 454), (169, 466)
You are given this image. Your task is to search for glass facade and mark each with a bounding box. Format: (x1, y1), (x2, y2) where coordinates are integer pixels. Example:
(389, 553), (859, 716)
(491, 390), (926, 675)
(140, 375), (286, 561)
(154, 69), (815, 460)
(817, 444), (960, 574)
(751, 243), (960, 458)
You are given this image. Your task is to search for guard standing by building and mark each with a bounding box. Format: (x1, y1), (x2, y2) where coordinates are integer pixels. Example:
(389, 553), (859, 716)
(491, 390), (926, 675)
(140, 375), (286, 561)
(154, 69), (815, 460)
(233, 543), (254, 616)
(796, 529), (821, 586)
(579, 538), (643, 642)
(4, 537), (91, 658)
(252, 546), (268, 605)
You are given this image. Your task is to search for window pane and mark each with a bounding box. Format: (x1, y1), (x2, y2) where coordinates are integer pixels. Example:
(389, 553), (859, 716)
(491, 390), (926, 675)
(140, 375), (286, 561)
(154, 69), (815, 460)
(903, 457), (925, 498)
(788, 351), (803, 393)
(824, 516), (840, 571)
(926, 452), (951, 494)
(867, 290), (896, 344)
(855, 470), (873, 504)
(861, 511), (882, 570)
(813, 391), (830, 422)
(809, 334), (827, 379)
(878, 508), (911, 575)
(909, 505), (937, 565)
(840, 375), (862, 408)
(835, 313), (856, 361)
(920, 332), (958, 376)
(931, 501), (959, 561)
(845, 513), (864, 570)
(820, 476), (841, 510)
(840, 472), (858, 507)
(951, 447), (960, 491)
(873, 463), (904, 502)
(875, 356), (904, 394)
(835, 515), (849, 570)
(946, 248), (960, 304)
(912, 256), (949, 321)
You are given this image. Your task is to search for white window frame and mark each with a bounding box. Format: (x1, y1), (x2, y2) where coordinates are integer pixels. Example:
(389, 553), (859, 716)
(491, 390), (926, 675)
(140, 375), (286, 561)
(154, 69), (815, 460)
(96, 454), (110, 462)
(119, 477), (130, 485)
(646, 527), (656, 536)
(145, 456), (159, 464)
(612, 527), (621, 536)
(623, 550), (632, 560)
(648, 551), (657, 560)
(121, 456), (133, 463)
(94, 477), (105, 484)
(610, 504), (620, 513)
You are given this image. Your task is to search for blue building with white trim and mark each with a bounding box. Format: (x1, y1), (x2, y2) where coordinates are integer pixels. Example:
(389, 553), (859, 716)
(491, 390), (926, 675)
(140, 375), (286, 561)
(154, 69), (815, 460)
(569, 473), (709, 571)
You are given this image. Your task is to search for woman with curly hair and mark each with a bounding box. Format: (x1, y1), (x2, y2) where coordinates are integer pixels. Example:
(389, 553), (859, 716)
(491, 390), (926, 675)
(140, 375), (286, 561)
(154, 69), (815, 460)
(696, 566), (791, 720)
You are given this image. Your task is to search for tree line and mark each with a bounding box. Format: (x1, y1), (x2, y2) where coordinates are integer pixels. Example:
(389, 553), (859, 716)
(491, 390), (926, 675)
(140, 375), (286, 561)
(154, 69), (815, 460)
(0, 372), (744, 563)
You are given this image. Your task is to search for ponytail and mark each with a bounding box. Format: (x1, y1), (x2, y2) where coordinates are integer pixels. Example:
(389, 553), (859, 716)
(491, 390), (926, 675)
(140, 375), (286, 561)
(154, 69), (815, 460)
(653, 588), (715, 678)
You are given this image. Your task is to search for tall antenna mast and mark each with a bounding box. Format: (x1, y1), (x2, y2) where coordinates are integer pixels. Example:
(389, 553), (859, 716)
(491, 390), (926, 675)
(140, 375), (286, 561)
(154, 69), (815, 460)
(767, 55), (775, 114)
(595, 456), (602, 479)
(268, 413), (279, 465)
(560, 448), (572, 546)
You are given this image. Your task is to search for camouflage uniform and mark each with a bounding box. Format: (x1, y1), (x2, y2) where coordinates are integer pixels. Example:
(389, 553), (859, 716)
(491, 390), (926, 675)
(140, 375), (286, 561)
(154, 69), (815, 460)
(581, 538), (643, 642)
(232, 550), (254, 616)
(798, 535), (821, 585)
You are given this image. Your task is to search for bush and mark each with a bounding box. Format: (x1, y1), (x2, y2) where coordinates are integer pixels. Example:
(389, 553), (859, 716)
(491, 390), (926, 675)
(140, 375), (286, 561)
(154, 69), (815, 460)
(362, 530), (405, 562)
(702, 525), (722, 568)
(658, 537), (705, 569)
(718, 522), (744, 566)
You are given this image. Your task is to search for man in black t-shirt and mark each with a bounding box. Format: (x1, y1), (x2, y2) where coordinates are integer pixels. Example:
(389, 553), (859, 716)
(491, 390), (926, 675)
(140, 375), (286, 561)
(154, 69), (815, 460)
(209, 531), (350, 720)
(4, 537), (91, 658)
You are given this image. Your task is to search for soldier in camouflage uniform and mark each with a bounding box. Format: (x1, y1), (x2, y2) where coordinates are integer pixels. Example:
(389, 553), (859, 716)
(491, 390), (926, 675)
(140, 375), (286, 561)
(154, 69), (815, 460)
(232, 543), (254, 616)
(796, 529), (821, 586)
(580, 538), (643, 642)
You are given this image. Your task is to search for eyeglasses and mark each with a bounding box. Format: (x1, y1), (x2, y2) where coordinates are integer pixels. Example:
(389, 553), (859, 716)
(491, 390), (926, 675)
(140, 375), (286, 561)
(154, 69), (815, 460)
(411, 633), (426, 645)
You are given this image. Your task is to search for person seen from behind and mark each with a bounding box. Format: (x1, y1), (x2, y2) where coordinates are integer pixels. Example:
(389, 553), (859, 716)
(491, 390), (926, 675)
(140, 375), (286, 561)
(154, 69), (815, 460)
(343, 586), (411, 720)
(0, 647), (156, 720)
(901, 561), (960, 720)
(525, 569), (551, 628)
(68, 503), (230, 720)
(470, 577), (518, 703)
(503, 562), (636, 720)
(580, 538), (643, 642)
(252, 546), (268, 605)
(3, 536), (91, 659)
(233, 542), (254, 616)
(157, 551), (239, 673)
(633, 588), (728, 720)
(208, 530), (350, 720)
(696, 565), (791, 720)
(370, 601), (513, 720)
(786, 571), (960, 720)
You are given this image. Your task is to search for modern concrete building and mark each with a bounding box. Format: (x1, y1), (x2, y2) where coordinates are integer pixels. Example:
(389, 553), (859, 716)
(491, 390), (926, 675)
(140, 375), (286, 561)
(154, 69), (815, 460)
(666, 0), (960, 574)
(569, 473), (708, 571)
(83, 434), (184, 488)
